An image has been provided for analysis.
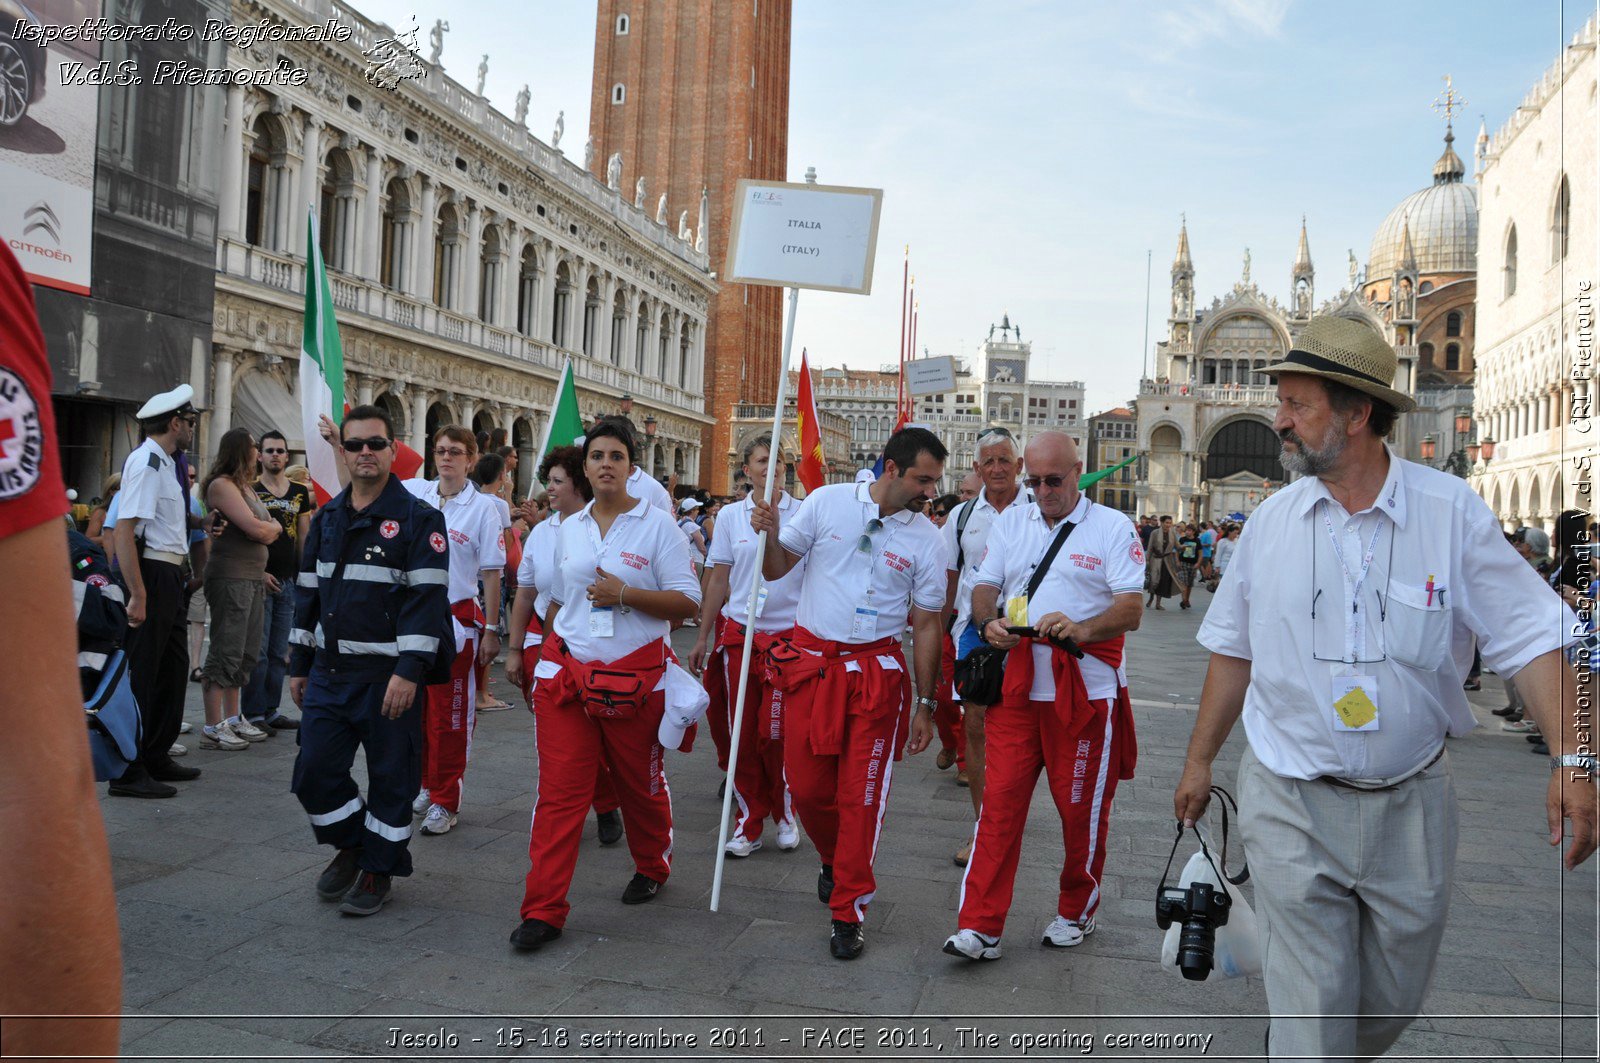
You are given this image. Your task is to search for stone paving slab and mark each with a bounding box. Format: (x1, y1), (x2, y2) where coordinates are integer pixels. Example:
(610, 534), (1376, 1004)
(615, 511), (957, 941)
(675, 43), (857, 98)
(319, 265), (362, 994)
(98, 597), (1598, 1059)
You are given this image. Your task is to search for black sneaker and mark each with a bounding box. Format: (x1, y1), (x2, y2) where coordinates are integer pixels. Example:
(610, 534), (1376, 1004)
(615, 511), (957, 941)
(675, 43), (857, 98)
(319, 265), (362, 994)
(817, 864), (834, 904)
(1527, 733), (1546, 744)
(316, 848), (361, 901)
(596, 809), (624, 846)
(1492, 705), (1518, 718)
(509, 918), (563, 951)
(1531, 741), (1550, 756)
(339, 871), (391, 916)
(148, 760), (201, 782)
(620, 873), (661, 905)
(108, 772), (177, 799)
(263, 713), (301, 731)
(829, 919), (864, 960)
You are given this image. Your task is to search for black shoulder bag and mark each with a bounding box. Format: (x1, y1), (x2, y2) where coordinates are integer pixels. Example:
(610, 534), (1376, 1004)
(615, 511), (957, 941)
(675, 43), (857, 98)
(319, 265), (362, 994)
(953, 513), (1078, 705)
(945, 499), (978, 635)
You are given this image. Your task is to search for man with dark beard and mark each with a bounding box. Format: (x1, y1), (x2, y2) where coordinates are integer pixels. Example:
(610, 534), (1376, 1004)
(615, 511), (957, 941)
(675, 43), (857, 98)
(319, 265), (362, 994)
(1174, 315), (1595, 1061)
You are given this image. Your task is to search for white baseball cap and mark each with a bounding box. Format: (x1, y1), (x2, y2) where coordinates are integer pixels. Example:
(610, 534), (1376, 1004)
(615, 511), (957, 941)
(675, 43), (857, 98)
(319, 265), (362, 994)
(679, 497), (703, 513)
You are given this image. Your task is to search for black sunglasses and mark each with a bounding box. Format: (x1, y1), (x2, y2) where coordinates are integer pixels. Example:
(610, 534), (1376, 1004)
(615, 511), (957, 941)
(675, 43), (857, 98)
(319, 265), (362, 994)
(341, 437), (391, 453)
(1022, 474), (1069, 489)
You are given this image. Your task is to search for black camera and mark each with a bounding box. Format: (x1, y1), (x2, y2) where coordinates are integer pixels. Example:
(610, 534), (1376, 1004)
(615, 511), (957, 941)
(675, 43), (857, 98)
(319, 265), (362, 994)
(1155, 881), (1232, 981)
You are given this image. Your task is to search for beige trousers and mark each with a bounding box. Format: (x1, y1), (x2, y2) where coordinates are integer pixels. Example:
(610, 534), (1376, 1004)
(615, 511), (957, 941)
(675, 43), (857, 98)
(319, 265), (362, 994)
(1238, 743), (1458, 1063)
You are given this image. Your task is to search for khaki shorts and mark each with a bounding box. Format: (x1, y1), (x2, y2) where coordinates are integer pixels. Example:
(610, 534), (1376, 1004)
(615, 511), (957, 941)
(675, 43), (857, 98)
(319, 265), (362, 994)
(202, 577), (265, 688)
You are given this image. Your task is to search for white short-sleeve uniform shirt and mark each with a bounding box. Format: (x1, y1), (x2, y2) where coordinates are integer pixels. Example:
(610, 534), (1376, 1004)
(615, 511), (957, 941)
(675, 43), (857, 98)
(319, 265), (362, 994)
(778, 481), (946, 644)
(118, 438), (189, 554)
(1197, 451), (1581, 781)
(403, 478), (506, 603)
(628, 466), (673, 516)
(515, 513), (563, 647)
(974, 495), (1145, 701)
(708, 492), (805, 632)
(942, 486), (1028, 644)
(549, 498), (703, 662)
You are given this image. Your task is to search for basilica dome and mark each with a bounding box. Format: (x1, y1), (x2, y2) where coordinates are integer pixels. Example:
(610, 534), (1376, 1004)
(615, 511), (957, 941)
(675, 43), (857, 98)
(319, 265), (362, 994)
(1366, 129), (1478, 280)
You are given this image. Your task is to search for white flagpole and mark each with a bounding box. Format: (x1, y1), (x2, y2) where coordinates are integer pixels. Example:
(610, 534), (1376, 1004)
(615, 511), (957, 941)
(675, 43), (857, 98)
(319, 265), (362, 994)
(710, 281), (800, 913)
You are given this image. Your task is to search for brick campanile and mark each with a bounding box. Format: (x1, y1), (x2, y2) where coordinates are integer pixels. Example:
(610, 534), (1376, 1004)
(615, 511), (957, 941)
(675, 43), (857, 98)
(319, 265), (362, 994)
(590, 0), (792, 491)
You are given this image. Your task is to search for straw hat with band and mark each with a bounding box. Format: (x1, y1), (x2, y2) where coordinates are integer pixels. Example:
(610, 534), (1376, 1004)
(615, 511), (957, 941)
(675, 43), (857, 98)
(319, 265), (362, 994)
(1257, 315), (1416, 413)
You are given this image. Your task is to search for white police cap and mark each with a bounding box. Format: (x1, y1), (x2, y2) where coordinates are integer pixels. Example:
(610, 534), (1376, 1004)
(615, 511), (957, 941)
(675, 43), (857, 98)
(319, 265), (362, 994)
(135, 384), (196, 421)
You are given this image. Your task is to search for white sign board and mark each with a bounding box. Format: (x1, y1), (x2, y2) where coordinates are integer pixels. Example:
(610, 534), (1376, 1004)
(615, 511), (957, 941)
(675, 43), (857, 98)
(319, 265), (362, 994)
(724, 180), (884, 294)
(905, 356), (957, 396)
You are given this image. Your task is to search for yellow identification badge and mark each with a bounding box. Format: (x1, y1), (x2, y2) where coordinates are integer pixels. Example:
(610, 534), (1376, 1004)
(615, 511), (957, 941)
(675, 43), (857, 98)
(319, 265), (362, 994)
(1331, 672), (1380, 732)
(1006, 596), (1030, 628)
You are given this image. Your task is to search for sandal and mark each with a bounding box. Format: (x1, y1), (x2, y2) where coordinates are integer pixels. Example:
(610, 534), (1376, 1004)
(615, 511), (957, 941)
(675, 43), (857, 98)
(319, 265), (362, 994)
(1462, 679), (1481, 691)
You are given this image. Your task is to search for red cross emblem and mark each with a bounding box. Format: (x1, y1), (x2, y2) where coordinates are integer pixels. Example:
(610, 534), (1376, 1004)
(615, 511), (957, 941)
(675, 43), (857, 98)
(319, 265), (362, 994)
(380, 520), (399, 539)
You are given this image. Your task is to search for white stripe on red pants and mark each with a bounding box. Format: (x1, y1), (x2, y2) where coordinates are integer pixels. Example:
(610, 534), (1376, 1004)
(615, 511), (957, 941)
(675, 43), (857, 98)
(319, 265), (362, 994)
(957, 696), (1121, 938)
(721, 637), (790, 843)
(421, 604), (479, 814)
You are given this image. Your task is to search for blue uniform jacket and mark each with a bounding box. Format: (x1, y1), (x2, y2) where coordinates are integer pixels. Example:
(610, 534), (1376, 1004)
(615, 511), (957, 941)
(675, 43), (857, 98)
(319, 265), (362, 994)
(289, 474), (450, 684)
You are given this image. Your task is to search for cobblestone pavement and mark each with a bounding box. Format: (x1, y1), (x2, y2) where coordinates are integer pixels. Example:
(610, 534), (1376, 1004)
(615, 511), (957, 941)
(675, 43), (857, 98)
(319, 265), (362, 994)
(103, 594), (1597, 1061)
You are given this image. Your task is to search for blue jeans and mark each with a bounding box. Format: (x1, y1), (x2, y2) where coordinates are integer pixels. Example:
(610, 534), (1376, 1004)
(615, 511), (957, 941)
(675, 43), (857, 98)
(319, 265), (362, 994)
(242, 581), (295, 721)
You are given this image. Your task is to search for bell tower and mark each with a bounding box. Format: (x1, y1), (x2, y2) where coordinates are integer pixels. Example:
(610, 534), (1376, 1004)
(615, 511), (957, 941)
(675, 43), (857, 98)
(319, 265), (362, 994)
(1291, 216), (1314, 320)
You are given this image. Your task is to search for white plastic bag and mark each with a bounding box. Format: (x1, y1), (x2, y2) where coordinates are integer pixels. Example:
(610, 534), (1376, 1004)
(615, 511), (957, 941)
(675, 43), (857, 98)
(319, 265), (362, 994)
(1159, 824), (1261, 979)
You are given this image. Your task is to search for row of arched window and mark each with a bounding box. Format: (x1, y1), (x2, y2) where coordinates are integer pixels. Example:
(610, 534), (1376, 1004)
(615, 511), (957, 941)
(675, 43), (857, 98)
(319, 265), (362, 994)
(1502, 174), (1570, 299)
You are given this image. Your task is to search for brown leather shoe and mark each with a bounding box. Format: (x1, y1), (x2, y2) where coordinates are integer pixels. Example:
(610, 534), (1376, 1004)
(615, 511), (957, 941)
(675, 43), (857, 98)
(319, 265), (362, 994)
(956, 769), (970, 788)
(953, 838), (973, 867)
(936, 748), (957, 771)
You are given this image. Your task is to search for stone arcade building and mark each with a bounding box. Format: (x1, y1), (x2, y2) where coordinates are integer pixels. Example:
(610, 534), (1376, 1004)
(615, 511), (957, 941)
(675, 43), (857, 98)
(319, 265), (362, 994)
(210, 0), (715, 494)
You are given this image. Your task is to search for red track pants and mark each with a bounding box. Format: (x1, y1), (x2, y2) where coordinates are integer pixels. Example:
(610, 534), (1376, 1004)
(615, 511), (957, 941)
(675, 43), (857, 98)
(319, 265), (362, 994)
(783, 651), (909, 925)
(957, 696), (1125, 938)
(721, 634), (791, 842)
(521, 644), (620, 816)
(934, 631), (965, 768)
(421, 607), (478, 814)
(519, 670), (673, 928)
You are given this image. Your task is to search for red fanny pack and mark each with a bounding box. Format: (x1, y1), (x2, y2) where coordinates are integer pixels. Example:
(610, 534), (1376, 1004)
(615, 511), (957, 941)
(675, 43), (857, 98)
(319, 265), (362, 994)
(550, 637), (667, 722)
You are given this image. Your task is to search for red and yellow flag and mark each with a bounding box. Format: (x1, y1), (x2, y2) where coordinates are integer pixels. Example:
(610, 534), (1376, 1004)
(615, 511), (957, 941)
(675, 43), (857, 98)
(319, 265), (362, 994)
(796, 348), (825, 492)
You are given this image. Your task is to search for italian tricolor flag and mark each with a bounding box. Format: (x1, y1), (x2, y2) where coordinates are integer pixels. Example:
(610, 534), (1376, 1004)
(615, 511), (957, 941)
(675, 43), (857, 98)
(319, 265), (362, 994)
(299, 209), (420, 504)
(299, 211), (345, 505)
(538, 357), (585, 460)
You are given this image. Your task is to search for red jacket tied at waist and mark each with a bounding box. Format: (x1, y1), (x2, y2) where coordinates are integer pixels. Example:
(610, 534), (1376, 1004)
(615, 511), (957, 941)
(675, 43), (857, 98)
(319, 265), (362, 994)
(1002, 635), (1137, 781)
(451, 598), (484, 628)
(771, 626), (909, 758)
(716, 615), (785, 657)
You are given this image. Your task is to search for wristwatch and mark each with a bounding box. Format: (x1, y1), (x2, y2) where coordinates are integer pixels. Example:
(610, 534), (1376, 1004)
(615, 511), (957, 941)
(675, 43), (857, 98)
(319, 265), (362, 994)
(1550, 753), (1598, 773)
(915, 695), (938, 711)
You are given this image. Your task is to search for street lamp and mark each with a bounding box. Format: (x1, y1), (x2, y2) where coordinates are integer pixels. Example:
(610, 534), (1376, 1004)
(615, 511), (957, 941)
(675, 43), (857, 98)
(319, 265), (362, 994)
(1420, 434), (1437, 462)
(1480, 437), (1496, 461)
(620, 393), (634, 416)
(1467, 441), (1481, 464)
(643, 415), (657, 438)
(1454, 412), (1472, 437)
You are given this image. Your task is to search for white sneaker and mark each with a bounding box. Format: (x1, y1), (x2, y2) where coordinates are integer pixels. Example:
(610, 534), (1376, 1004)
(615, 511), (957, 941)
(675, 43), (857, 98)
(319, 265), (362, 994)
(412, 788), (431, 815)
(943, 928), (1002, 961)
(229, 717), (270, 743)
(199, 723), (248, 751)
(724, 835), (763, 858)
(167, 742), (187, 757)
(420, 804), (457, 835)
(178, 721), (193, 734)
(775, 819), (801, 851)
(1041, 915), (1095, 948)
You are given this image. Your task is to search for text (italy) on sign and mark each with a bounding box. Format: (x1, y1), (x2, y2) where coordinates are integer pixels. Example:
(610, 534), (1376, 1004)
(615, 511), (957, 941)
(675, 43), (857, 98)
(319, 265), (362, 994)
(723, 179), (884, 295)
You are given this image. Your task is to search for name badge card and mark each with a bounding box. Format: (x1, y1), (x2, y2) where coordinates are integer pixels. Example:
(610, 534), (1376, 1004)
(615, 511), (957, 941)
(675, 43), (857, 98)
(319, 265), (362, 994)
(755, 584), (770, 618)
(589, 605), (616, 638)
(1331, 670), (1380, 732)
(851, 605), (879, 641)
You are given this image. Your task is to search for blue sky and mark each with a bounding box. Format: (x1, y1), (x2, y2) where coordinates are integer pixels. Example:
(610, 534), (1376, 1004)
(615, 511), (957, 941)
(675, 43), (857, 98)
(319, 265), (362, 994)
(357, 0), (1595, 414)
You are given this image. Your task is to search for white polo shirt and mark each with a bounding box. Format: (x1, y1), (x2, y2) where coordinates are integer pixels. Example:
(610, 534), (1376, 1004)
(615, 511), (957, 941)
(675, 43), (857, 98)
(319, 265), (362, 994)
(515, 513), (563, 647)
(1198, 449), (1581, 782)
(118, 438), (189, 554)
(628, 465), (673, 516)
(403, 478), (506, 603)
(709, 491), (805, 632)
(779, 481), (946, 643)
(943, 485), (1028, 645)
(975, 495), (1145, 701)
(549, 497), (702, 662)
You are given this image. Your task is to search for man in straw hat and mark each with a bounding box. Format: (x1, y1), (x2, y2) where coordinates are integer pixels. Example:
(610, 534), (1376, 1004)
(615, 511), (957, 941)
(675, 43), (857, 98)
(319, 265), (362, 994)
(1172, 315), (1596, 1060)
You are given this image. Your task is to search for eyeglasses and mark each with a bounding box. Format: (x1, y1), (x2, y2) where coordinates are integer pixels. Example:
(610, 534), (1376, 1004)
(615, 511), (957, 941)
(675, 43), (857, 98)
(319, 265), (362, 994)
(434, 446), (469, 458)
(342, 437), (391, 453)
(1023, 474), (1070, 489)
(262, 448), (287, 455)
(857, 517), (884, 554)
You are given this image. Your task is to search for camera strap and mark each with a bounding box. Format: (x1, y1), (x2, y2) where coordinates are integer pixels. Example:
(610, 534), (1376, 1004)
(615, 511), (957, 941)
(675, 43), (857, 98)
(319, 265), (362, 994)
(1161, 785), (1249, 891)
